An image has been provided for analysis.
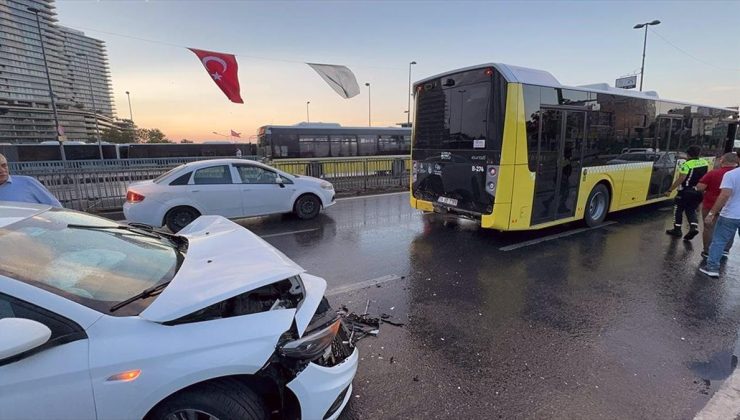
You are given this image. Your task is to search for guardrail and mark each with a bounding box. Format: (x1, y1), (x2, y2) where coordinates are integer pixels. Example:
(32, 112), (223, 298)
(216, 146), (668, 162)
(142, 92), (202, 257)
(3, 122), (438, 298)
(11, 155), (410, 212)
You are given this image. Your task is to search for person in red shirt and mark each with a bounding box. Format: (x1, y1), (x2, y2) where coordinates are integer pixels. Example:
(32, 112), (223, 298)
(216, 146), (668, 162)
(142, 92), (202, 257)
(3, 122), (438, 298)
(696, 152), (740, 257)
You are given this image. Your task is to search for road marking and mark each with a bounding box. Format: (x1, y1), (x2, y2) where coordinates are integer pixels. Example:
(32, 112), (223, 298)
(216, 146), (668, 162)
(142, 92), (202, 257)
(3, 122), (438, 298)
(336, 191), (409, 202)
(499, 221), (617, 252)
(260, 228), (320, 238)
(326, 274), (405, 297)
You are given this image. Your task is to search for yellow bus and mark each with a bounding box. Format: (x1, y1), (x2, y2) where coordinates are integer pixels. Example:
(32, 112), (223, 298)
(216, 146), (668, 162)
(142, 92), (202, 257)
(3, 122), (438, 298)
(410, 64), (739, 230)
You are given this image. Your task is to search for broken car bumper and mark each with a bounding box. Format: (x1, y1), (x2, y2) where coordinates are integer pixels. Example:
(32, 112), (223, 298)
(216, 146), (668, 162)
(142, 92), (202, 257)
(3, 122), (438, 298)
(287, 347), (358, 420)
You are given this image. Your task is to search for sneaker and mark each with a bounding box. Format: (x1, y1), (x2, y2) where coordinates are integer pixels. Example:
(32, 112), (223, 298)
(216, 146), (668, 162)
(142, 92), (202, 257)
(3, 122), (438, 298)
(684, 228), (700, 241)
(666, 227), (682, 237)
(699, 267), (720, 278)
(701, 251), (708, 259)
(723, 251), (730, 258)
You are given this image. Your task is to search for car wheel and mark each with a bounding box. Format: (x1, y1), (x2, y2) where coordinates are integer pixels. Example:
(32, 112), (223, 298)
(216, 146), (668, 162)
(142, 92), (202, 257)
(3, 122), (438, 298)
(584, 183), (610, 227)
(147, 379), (268, 420)
(294, 194), (321, 220)
(165, 206), (200, 233)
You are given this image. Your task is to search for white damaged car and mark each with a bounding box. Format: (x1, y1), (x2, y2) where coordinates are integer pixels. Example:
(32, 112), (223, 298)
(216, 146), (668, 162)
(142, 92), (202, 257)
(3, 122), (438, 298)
(0, 202), (357, 420)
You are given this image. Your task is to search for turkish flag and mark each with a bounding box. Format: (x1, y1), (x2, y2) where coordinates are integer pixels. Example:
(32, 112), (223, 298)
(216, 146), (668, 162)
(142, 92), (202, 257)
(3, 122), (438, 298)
(189, 48), (243, 104)
(230, 130), (241, 138)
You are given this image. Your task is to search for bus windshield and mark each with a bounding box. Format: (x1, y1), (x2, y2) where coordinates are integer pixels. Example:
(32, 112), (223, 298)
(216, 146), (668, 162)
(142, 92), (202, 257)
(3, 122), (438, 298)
(414, 81), (491, 150)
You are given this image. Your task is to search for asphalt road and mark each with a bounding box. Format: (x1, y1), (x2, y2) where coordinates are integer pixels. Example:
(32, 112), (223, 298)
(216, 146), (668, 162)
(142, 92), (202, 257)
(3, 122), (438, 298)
(238, 192), (740, 419)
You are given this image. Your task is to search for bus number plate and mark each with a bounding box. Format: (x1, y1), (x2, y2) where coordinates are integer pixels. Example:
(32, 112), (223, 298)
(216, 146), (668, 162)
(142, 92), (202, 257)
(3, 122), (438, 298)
(438, 197), (458, 206)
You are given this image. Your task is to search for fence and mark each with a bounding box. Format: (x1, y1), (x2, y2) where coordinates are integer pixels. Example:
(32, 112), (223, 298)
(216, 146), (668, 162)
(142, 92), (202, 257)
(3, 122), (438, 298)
(10, 155), (410, 212)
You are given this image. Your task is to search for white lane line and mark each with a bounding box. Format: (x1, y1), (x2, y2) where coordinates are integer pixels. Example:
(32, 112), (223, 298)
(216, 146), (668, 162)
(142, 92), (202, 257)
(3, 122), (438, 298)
(260, 228), (320, 238)
(336, 191), (409, 202)
(499, 221), (617, 252)
(326, 274), (404, 297)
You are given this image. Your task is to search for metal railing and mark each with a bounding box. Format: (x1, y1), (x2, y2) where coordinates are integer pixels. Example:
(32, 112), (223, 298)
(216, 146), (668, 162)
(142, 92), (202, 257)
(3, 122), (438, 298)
(8, 156), (262, 172)
(11, 155), (409, 212)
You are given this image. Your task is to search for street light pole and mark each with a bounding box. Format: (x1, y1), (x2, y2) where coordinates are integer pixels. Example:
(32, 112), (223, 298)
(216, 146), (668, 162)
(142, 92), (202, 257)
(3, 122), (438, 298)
(125, 91), (133, 122)
(28, 7), (65, 161)
(78, 53), (103, 159)
(407, 61), (416, 126)
(306, 101), (310, 123)
(633, 19), (661, 91)
(365, 82), (371, 127)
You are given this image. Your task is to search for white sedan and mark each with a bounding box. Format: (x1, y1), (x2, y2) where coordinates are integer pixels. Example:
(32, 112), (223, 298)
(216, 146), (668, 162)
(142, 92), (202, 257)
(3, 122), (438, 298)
(0, 202), (357, 420)
(124, 159), (335, 232)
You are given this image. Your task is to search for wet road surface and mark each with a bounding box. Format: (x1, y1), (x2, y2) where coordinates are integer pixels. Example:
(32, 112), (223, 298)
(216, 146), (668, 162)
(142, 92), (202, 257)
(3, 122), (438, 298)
(236, 192), (740, 419)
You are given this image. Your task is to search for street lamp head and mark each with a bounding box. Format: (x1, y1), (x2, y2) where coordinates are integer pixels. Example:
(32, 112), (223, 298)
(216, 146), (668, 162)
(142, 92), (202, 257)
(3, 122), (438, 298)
(649, 20), (661, 25)
(410, 61), (417, 65)
(27, 7), (40, 13)
(633, 23), (645, 29)
(365, 82), (370, 87)
(125, 91), (130, 95)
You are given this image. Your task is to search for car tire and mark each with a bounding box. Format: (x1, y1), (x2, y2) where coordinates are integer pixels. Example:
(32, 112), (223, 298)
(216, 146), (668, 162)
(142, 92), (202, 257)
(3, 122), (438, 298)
(584, 183), (610, 227)
(147, 379), (268, 420)
(294, 194), (321, 220)
(165, 206), (200, 233)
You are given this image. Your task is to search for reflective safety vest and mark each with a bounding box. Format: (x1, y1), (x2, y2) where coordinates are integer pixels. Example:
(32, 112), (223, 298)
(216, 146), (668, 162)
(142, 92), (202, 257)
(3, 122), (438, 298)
(679, 158), (709, 189)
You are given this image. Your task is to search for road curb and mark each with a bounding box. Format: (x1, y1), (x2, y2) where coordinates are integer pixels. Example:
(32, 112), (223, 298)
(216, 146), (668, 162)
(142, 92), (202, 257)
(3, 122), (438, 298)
(694, 367), (740, 420)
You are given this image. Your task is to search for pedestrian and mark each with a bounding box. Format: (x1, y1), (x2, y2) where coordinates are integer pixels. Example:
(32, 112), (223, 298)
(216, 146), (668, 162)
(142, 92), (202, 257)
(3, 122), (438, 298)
(235, 148), (243, 158)
(696, 152), (739, 258)
(665, 145), (709, 240)
(700, 165), (740, 277)
(0, 153), (62, 207)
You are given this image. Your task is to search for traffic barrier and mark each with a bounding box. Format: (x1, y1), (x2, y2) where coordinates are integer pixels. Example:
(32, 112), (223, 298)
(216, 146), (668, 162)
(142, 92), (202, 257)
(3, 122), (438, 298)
(11, 155), (410, 212)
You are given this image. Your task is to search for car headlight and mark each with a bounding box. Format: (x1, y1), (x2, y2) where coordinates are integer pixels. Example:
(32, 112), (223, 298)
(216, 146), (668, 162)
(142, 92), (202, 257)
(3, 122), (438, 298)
(320, 182), (334, 190)
(279, 318), (340, 360)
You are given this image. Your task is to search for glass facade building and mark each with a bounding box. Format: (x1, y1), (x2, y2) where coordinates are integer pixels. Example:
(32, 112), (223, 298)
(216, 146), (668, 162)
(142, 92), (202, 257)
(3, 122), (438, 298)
(0, 0), (119, 143)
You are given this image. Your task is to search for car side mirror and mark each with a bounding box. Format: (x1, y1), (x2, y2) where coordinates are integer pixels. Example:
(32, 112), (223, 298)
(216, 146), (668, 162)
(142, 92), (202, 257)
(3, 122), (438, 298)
(0, 318), (51, 361)
(275, 176), (285, 187)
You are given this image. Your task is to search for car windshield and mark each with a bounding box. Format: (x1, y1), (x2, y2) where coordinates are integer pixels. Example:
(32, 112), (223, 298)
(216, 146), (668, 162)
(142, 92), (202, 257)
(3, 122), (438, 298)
(0, 208), (184, 316)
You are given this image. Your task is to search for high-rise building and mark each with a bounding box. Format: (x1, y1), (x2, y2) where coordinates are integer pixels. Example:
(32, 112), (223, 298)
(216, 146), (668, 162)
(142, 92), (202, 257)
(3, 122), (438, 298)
(0, 0), (122, 143)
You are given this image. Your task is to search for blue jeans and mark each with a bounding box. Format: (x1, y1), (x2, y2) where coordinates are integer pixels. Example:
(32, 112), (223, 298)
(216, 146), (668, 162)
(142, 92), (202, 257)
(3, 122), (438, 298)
(706, 216), (740, 271)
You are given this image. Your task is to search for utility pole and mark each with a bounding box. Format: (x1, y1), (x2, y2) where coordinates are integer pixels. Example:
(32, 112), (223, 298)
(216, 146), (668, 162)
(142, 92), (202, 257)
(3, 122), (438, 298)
(78, 53), (103, 159)
(407, 61), (416, 125)
(28, 7), (65, 161)
(365, 82), (371, 127)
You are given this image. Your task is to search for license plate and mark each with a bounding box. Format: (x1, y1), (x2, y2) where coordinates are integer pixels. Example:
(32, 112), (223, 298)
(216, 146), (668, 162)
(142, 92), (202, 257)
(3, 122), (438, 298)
(437, 196), (458, 206)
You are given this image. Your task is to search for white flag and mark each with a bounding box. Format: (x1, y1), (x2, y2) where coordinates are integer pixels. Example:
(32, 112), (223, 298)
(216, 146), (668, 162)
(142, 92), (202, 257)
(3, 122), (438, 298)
(307, 63), (360, 99)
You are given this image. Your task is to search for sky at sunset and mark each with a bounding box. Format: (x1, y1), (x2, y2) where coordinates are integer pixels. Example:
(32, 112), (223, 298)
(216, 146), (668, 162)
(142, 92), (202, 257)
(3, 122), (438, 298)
(55, 0), (740, 142)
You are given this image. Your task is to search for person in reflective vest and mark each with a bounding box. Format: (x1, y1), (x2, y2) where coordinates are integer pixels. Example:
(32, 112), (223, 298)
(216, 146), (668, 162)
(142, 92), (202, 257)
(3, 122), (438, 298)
(665, 145), (709, 240)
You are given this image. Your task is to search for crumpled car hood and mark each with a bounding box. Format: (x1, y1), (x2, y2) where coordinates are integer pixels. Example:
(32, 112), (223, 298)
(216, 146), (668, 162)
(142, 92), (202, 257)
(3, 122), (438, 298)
(139, 216), (304, 323)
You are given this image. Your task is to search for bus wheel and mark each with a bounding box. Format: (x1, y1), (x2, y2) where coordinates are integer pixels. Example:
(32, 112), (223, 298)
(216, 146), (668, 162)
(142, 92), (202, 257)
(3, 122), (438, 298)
(584, 184), (609, 227)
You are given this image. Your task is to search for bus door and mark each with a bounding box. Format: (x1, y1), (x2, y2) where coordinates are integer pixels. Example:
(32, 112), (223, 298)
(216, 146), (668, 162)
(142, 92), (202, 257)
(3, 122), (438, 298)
(647, 117), (681, 199)
(531, 108), (587, 225)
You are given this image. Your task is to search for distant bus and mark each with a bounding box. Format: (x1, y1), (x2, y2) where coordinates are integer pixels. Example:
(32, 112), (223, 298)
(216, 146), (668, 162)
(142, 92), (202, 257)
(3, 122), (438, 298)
(410, 63), (739, 231)
(258, 123), (411, 158)
(0, 143), (256, 162)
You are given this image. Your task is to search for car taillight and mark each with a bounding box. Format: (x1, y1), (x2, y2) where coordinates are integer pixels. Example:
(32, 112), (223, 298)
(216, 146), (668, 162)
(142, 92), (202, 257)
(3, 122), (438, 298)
(126, 191), (145, 203)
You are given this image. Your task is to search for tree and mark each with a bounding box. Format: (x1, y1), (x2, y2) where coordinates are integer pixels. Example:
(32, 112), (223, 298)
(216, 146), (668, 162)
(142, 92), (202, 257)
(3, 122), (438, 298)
(101, 127), (136, 144)
(138, 128), (171, 144)
(180, 139), (193, 144)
